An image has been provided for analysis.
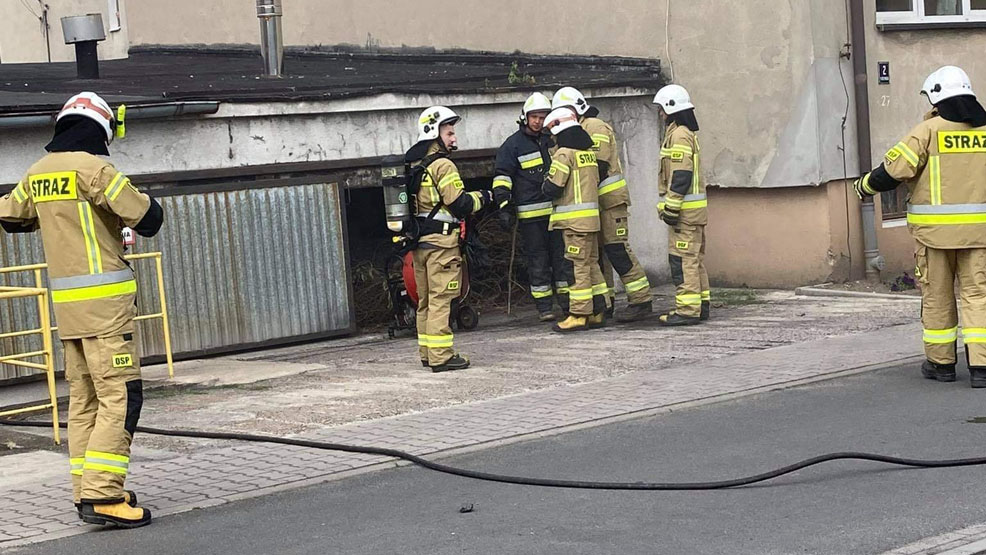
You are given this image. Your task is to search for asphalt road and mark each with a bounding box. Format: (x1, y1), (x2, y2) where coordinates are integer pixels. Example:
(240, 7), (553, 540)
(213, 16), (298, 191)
(13, 361), (986, 555)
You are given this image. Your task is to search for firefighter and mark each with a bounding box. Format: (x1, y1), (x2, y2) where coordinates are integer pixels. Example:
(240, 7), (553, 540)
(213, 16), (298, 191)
(552, 86), (652, 322)
(0, 92), (164, 527)
(542, 108), (608, 332)
(493, 93), (569, 321)
(653, 84), (710, 326)
(406, 106), (492, 372)
(854, 66), (986, 389)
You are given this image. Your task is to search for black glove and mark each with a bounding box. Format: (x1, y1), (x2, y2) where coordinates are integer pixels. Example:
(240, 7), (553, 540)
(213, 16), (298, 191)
(661, 206), (680, 227)
(497, 208), (516, 231)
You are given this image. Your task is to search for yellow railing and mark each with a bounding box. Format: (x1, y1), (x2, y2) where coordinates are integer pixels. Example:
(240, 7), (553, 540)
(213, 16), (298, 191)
(0, 252), (174, 443)
(0, 284), (60, 444)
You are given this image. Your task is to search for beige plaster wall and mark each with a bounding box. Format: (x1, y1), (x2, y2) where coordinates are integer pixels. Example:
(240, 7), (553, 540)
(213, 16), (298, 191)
(0, 0), (129, 63)
(863, 0), (986, 164)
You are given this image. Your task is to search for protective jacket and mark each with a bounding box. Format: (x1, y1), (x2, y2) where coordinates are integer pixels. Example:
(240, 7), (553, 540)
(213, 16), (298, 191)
(860, 113), (986, 249)
(411, 142), (487, 249)
(659, 121), (708, 226)
(543, 128), (601, 233)
(580, 109), (630, 210)
(493, 125), (553, 221)
(0, 152), (163, 338)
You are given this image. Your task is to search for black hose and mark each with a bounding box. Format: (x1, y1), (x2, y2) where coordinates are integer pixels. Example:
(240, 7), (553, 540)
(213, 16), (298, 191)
(4, 419), (986, 491)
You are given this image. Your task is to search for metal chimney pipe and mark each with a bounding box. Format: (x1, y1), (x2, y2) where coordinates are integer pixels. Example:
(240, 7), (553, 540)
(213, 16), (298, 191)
(257, 0), (284, 78)
(61, 14), (106, 79)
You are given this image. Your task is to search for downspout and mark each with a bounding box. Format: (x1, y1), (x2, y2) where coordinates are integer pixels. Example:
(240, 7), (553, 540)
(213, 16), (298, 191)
(849, 0), (885, 281)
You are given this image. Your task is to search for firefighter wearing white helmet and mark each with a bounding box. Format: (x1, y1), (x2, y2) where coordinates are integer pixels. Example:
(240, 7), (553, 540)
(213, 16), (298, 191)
(405, 106), (492, 372)
(853, 66), (986, 388)
(0, 92), (162, 527)
(541, 108), (608, 332)
(653, 83), (710, 326)
(553, 86), (653, 322)
(492, 93), (568, 321)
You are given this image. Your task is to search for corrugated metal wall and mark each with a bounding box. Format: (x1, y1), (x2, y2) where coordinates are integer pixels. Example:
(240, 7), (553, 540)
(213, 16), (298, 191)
(0, 180), (353, 381)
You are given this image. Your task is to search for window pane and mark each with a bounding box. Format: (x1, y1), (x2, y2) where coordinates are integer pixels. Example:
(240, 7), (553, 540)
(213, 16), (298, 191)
(877, 0), (913, 11)
(973, 0), (986, 10)
(924, 0), (962, 14)
(881, 188), (908, 220)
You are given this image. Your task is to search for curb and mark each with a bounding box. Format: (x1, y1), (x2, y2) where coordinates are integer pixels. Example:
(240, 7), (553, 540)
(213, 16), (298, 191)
(795, 286), (921, 301)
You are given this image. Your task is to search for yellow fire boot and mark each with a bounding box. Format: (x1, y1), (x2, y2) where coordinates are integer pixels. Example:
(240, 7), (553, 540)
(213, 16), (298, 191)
(81, 501), (152, 528)
(587, 313), (607, 329)
(76, 490), (138, 519)
(553, 315), (589, 333)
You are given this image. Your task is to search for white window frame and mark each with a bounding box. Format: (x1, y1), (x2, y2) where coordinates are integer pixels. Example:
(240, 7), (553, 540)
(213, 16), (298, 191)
(877, 0), (986, 26)
(107, 0), (122, 32)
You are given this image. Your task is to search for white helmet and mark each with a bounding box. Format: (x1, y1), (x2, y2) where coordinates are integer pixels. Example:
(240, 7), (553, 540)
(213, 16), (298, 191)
(922, 66), (975, 105)
(653, 84), (694, 115)
(552, 86), (590, 115)
(56, 92), (116, 143)
(416, 106), (461, 142)
(544, 108), (580, 136)
(521, 92), (552, 122)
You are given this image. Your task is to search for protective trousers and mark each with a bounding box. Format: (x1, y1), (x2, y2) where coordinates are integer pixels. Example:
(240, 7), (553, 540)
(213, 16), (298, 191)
(915, 245), (986, 366)
(65, 334), (142, 504)
(563, 230), (607, 316)
(598, 205), (651, 305)
(668, 223), (710, 318)
(414, 245), (462, 366)
(519, 219), (569, 313)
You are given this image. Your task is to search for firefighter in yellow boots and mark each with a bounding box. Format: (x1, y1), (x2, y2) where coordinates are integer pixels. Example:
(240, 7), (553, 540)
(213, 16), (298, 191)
(0, 92), (163, 526)
(542, 108), (608, 332)
(854, 66), (986, 389)
(405, 106), (492, 372)
(653, 85), (709, 326)
(551, 87), (652, 322)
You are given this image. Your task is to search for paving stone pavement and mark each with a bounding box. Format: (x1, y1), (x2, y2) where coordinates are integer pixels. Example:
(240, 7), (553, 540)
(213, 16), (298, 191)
(0, 321), (925, 549)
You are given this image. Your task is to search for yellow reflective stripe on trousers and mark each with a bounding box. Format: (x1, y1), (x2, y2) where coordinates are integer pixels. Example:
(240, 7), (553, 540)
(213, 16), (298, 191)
(418, 334), (454, 348)
(676, 293), (702, 306)
(591, 283), (609, 296)
(70, 457), (84, 476)
(625, 276), (650, 293)
(701, 290), (711, 301)
(962, 328), (986, 343)
(531, 285), (553, 299)
(894, 142), (920, 168)
(83, 450), (129, 475)
(51, 280), (138, 303)
(929, 155), (941, 205)
(569, 288), (593, 301)
(77, 202), (103, 274)
(106, 172), (128, 202)
(923, 326), (958, 344)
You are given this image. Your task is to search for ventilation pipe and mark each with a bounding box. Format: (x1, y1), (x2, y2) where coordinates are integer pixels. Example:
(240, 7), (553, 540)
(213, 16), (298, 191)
(257, 0), (284, 78)
(61, 14), (106, 79)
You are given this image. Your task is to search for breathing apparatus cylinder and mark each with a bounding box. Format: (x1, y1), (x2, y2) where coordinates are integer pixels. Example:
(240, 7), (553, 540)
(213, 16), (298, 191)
(381, 154), (410, 233)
